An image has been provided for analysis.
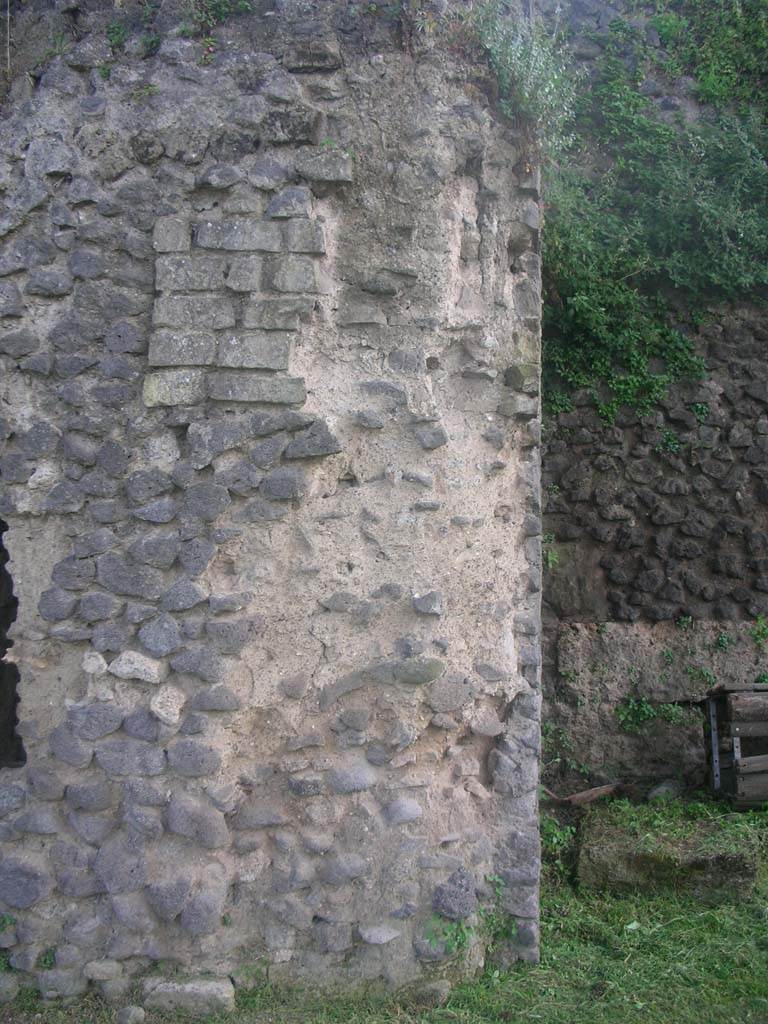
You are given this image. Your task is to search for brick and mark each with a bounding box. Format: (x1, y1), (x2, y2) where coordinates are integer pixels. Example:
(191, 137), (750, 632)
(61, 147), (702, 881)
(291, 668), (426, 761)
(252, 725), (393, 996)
(217, 333), (291, 370)
(283, 219), (326, 254)
(194, 219), (282, 252)
(267, 255), (319, 293)
(296, 150), (354, 183)
(243, 297), (313, 331)
(155, 255), (227, 291)
(153, 215), (190, 252)
(153, 294), (235, 329)
(225, 256), (261, 292)
(148, 330), (217, 366)
(207, 372), (306, 405)
(143, 369), (206, 407)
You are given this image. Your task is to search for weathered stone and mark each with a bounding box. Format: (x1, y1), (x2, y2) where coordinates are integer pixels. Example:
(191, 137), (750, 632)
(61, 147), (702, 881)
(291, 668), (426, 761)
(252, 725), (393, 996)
(94, 833), (148, 893)
(0, 851), (53, 909)
(413, 590), (444, 616)
(108, 651), (168, 684)
(154, 294), (235, 330)
(138, 614), (183, 657)
(267, 187), (312, 218)
(217, 332), (291, 370)
(259, 465), (307, 500)
(167, 739), (221, 777)
(414, 423), (449, 450)
(243, 297), (313, 330)
(149, 684), (187, 726)
(327, 761), (377, 794)
(169, 646), (226, 684)
(318, 853), (368, 886)
(148, 330), (216, 366)
(50, 722), (93, 768)
(267, 255), (319, 293)
(180, 482), (231, 521)
(284, 420), (341, 458)
(207, 372), (306, 405)
(296, 150), (353, 183)
(95, 740), (166, 777)
(69, 703), (124, 740)
(141, 979), (235, 1015)
(432, 867), (477, 921)
(161, 579), (209, 612)
(165, 793), (229, 849)
(95, 554), (162, 603)
(38, 586), (78, 621)
(194, 219), (282, 252)
(231, 800), (288, 830)
(153, 216), (190, 253)
(383, 797), (423, 825)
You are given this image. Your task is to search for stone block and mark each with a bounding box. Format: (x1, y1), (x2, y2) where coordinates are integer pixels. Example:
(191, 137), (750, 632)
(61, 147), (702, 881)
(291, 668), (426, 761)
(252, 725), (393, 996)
(207, 372), (306, 405)
(141, 979), (235, 1015)
(155, 255), (227, 291)
(266, 187), (312, 218)
(153, 294), (235, 330)
(283, 39), (342, 72)
(283, 219), (326, 254)
(194, 219), (282, 252)
(262, 107), (321, 146)
(296, 150), (354, 183)
(143, 369), (206, 407)
(152, 214), (191, 251)
(243, 297), (313, 330)
(217, 332), (291, 370)
(267, 255), (319, 293)
(225, 256), (262, 292)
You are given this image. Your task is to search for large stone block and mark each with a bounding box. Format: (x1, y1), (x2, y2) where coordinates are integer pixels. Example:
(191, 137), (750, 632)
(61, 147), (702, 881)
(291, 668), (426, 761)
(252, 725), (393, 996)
(243, 297), (313, 330)
(217, 332), (291, 370)
(207, 372), (306, 405)
(142, 979), (235, 1015)
(155, 255), (227, 291)
(148, 331), (217, 367)
(143, 369), (206, 407)
(153, 294), (235, 330)
(267, 255), (319, 293)
(194, 219), (282, 252)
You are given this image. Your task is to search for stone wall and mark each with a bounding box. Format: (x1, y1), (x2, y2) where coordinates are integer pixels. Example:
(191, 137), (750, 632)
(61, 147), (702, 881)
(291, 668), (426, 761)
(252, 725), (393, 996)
(0, 0), (542, 1001)
(543, 304), (768, 787)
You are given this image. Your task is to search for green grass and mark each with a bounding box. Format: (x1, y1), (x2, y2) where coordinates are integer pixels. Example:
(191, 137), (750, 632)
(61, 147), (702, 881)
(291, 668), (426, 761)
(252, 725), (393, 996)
(4, 866), (768, 1023)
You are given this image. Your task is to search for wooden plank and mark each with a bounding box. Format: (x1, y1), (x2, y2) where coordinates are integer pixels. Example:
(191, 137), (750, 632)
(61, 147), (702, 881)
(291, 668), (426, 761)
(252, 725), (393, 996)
(736, 773), (768, 800)
(710, 684), (768, 693)
(736, 753), (768, 775)
(728, 693), (768, 721)
(731, 722), (768, 737)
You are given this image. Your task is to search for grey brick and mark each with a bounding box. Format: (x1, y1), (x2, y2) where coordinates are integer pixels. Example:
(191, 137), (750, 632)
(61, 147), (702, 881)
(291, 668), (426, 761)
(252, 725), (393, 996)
(267, 255), (319, 293)
(217, 332), (290, 370)
(207, 372), (306, 405)
(266, 187), (312, 218)
(153, 294), (235, 330)
(143, 369), (206, 407)
(155, 255), (226, 292)
(153, 215), (190, 253)
(283, 219), (326, 254)
(296, 150), (354, 183)
(243, 297), (313, 331)
(225, 256), (261, 292)
(148, 329), (218, 366)
(194, 219), (282, 252)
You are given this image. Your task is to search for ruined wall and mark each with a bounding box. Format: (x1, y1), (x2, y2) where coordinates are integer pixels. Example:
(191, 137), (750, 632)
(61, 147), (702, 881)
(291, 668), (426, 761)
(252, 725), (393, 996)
(540, 0), (768, 791)
(0, 0), (542, 1003)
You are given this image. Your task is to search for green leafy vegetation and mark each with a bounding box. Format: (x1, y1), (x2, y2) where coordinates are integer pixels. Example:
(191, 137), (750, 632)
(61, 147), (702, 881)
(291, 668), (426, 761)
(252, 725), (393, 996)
(750, 614), (768, 651)
(616, 696), (694, 732)
(539, 7), (768, 421)
(105, 19), (128, 51)
(182, 0), (254, 35)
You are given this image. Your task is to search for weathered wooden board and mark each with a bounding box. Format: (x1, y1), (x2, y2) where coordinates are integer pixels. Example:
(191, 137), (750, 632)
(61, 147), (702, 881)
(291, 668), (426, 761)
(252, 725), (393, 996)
(736, 753), (768, 774)
(730, 721), (768, 737)
(728, 693), (768, 721)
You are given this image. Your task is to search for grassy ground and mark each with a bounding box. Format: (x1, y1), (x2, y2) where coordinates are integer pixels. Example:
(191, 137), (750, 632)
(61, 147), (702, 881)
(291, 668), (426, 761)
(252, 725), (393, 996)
(2, 800), (767, 1024)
